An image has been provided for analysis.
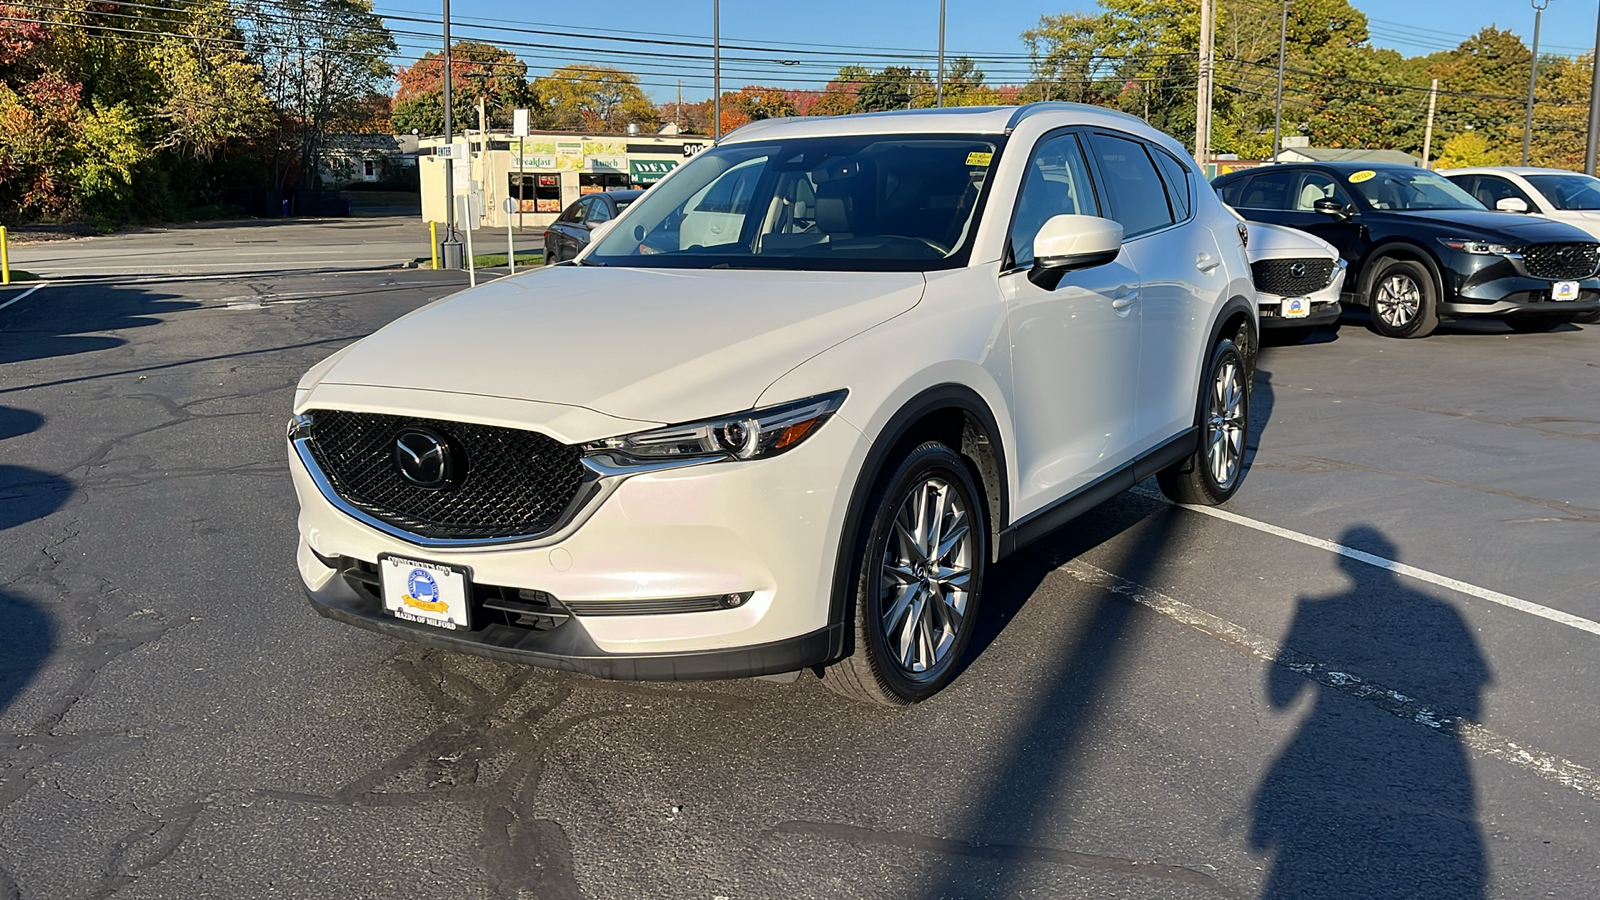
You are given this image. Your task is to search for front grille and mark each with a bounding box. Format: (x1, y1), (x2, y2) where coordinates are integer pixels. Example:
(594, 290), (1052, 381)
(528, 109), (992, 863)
(1251, 258), (1336, 296)
(305, 410), (585, 540)
(1521, 242), (1600, 280)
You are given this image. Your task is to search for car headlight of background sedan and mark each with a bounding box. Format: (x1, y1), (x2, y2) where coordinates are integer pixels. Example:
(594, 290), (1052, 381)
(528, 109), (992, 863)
(583, 390), (848, 466)
(1438, 237), (1521, 256)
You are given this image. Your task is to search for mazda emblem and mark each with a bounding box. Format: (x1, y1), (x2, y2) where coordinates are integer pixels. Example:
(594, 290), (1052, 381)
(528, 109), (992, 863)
(394, 428), (453, 488)
(1289, 261), (1308, 279)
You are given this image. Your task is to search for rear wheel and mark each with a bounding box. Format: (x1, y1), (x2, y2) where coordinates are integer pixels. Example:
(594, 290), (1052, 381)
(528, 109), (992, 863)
(1507, 314), (1576, 333)
(1157, 338), (1250, 506)
(1367, 258), (1439, 338)
(822, 442), (986, 706)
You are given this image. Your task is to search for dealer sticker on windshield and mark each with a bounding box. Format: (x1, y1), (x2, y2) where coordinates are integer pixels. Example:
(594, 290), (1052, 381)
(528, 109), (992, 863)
(966, 151), (993, 167)
(1552, 281), (1580, 301)
(379, 556), (470, 630)
(1348, 170), (1376, 184)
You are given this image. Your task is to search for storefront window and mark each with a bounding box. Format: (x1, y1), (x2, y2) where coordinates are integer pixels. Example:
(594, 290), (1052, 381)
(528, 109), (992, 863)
(579, 172), (629, 195)
(511, 174), (562, 212)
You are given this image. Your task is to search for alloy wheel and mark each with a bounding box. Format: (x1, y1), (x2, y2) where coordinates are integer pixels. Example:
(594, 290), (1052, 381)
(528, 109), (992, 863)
(879, 477), (973, 679)
(1375, 273), (1420, 328)
(1206, 355), (1246, 490)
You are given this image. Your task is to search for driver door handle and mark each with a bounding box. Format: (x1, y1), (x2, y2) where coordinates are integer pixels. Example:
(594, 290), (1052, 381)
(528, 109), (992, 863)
(1196, 253), (1220, 273)
(1111, 292), (1140, 310)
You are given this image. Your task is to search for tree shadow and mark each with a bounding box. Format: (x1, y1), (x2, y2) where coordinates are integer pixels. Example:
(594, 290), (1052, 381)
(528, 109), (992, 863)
(0, 283), (196, 367)
(1251, 526), (1490, 899)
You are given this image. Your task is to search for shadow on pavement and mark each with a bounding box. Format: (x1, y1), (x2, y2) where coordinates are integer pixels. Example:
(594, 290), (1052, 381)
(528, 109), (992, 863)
(1251, 526), (1490, 899)
(0, 283), (196, 368)
(0, 405), (67, 717)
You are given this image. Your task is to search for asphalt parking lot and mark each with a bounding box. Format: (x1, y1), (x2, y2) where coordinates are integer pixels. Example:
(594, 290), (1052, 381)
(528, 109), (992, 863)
(2, 269), (1597, 899)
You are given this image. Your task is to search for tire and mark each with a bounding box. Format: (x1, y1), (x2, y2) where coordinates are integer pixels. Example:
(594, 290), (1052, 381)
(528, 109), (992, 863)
(1507, 314), (1575, 333)
(1366, 258), (1439, 338)
(822, 442), (987, 706)
(1575, 309), (1600, 324)
(1157, 338), (1250, 506)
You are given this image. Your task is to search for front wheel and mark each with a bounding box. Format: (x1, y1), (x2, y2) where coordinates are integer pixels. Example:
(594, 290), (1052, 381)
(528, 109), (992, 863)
(822, 442), (986, 706)
(1367, 258), (1439, 338)
(1157, 338), (1250, 506)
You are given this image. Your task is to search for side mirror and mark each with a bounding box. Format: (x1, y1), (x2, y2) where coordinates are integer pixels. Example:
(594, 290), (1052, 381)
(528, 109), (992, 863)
(1312, 198), (1350, 218)
(1496, 197), (1530, 213)
(1026, 215), (1125, 290)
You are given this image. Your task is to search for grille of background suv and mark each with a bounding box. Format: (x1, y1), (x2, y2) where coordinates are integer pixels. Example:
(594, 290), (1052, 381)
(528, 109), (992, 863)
(1520, 243), (1600, 280)
(304, 410), (585, 540)
(1250, 258), (1336, 296)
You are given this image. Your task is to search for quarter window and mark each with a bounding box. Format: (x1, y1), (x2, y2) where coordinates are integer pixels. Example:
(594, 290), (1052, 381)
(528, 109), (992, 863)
(1086, 133), (1174, 237)
(587, 199), (613, 224)
(1152, 149), (1194, 221)
(1009, 132), (1100, 269)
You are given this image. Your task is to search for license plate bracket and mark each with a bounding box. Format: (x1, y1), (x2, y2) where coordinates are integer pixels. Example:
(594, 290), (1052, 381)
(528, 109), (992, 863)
(1552, 281), (1580, 302)
(379, 555), (471, 630)
(1282, 297), (1312, 319)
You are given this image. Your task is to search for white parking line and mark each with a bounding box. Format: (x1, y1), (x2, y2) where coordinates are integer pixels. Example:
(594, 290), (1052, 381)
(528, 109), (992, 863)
(1134, 487), (1600, 638)
(1054, 558), (1600, 801)
(0, 282), (46, 314)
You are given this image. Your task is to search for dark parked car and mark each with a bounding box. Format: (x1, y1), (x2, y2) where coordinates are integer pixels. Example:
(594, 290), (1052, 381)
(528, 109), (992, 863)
(1212, 162), (1600, 336)
(543, 190), (643, 264)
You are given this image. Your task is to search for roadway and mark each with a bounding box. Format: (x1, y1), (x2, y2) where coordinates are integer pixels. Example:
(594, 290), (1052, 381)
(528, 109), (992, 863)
(0, 268), (1596, 898)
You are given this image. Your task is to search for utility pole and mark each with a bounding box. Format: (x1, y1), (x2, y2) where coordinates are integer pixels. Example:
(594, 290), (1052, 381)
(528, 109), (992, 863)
(1522, 0), (1551, 166)
(713, 0), (721, 142)
(677, 79), (682, 132)
(1587, 5), (1600, 174)
(936, 0), (947, 108)
(439, 0), (461, 268)
(1194, 0), (1213, 166)
(1272, 0), (1289, 161)
(1422, 78), (1439, 168)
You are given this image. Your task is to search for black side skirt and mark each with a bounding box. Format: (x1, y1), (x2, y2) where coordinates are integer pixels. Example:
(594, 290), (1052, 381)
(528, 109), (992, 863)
(996, 427), (1197, 559)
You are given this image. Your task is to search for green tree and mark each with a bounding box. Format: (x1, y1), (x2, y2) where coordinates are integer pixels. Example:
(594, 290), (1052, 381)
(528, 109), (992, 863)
(152, 0), (271, 161)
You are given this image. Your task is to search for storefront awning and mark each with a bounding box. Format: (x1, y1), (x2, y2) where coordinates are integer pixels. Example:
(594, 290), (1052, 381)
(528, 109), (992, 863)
(630, 159), (679, 184)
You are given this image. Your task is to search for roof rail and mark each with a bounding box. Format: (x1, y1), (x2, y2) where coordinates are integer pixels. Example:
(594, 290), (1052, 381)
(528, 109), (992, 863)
(1004, 101), (1150, 132)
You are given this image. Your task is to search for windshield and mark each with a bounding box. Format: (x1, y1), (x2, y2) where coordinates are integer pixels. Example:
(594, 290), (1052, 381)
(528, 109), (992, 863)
(1346, 169), (1484, 211)
(1525, 173), (1600, 210)
(586, 134), (1003, 271)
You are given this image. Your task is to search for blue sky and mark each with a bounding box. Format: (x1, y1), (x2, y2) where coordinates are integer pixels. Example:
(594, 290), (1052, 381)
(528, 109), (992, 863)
(375, 1), (1600, 102)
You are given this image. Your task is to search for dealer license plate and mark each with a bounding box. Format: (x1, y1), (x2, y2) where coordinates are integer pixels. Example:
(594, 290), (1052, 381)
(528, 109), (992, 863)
(1552, 281), (1580, 301)
(379, 555), (470, 630)
(1282, 297), (1312, 319)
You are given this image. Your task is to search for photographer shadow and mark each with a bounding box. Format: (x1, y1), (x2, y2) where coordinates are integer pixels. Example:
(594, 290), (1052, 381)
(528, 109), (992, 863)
(1251, 527), (1490, 899)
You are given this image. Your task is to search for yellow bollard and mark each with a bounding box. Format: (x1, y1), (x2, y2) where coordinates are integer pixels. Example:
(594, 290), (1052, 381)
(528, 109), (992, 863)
(429, 221), (439, 271)
(1, 225), (9, 286)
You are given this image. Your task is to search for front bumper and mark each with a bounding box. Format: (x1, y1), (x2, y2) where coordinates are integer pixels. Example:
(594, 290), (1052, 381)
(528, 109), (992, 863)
(290, 390), (871, 674)
(1259, 299), (1342, 329)
(300, 550), (843, 679)
(1441, 249), (1600, 316)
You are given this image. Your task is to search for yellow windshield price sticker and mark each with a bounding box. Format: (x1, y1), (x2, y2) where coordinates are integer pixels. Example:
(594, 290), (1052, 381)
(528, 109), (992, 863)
(966, 151), (994, 166)
(1348, 169), (1377, 184)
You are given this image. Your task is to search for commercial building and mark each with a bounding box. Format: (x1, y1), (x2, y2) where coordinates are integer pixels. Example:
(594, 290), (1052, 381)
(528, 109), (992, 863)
(419, 129), (709, 229)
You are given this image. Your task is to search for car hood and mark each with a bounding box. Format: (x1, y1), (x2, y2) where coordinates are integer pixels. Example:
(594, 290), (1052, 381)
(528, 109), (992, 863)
(1388, 208), (1598, 243)
(314, 266), (925, 426)
(1246, 221), (1338, 262)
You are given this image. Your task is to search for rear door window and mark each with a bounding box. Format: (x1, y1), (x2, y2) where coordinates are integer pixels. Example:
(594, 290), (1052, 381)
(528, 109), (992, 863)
(1086, 132), (1174, 238)
(1234, 170), (1296, 210)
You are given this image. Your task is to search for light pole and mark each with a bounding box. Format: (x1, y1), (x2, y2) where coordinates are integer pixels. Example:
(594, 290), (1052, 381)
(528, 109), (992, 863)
(936, 0), (946, 108)
(1272, 0), (1289, 162)
(1522, 0), (1551, 166)
(439, 0), (462, 268)
(712, 0), (721, 142)
(1587, 4), (1600, 174)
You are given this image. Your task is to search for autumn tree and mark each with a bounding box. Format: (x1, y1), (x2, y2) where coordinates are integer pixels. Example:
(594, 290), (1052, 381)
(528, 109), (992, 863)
(536, 65), (657, 132)
(152, 0), (271, 161)
(392, 41), (536, 135)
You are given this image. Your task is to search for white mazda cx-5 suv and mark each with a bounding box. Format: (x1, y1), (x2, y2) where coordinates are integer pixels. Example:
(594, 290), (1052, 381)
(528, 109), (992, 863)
(289, 103), (1256, 705)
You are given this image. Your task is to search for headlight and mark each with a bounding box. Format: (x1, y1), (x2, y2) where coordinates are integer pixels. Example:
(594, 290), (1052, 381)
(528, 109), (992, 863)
(1439, 238), (1520, 255)
(583, 390), (848, 465)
